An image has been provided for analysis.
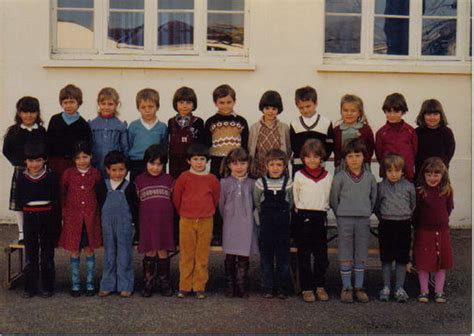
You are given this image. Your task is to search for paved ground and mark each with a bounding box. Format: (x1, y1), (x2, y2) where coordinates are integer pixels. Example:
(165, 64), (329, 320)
(0, 224), (471, 334)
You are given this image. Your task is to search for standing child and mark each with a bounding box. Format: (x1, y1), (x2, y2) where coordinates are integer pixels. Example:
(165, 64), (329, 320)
(330, 139), (377, 303)
(46, 84), (91, 177)
(293, 139), (332, 302)
(219, 148), (258, 298)
(173, 144), (220, 299)
(415, 99), (455, 180)
(333, 94), (374, 173)
(89, 87), (129, 176)
(375, 93), (417, 182)
(135, 144), (175, 297)
(375, 154), (416, 302)
(58, 142), (102, 297)
(3, 96), (46, 243)
(248, 90), (291, 178)
(414, 157), (454, 304)
(97, 151), (138, 298)
(253, 149), (293, 299)
(16, 142), (60, 298)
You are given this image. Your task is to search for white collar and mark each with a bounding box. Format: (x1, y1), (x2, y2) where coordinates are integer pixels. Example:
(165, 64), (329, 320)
(302, 113), (318, 124)
(20, 123), (39, 131)
(140, 118), (158, 130)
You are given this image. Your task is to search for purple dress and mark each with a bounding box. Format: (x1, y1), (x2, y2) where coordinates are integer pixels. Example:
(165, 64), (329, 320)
(135, 172), (175, 253)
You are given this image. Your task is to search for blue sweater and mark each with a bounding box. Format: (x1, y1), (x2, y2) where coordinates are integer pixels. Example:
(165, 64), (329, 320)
(128, 119), (168, 161)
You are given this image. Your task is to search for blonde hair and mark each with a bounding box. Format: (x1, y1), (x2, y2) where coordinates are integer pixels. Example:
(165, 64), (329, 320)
(337, 94), (369, 125)
(97, 87), (120, 115)
(417, 157), (452, 197)
(383, 154), (405, 171)
(136, 88), (160, 109)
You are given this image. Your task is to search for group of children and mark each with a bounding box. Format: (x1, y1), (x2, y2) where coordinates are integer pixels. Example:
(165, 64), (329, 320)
(3, 83), (456, 305)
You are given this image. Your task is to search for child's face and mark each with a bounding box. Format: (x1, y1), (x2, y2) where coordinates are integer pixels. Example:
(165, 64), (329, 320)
(138, 99), (158, 122)
(266, 159), (285, 179)
(177, 100), (194, 117)
(74, 152), (92, 170)
(385, 109), (403, 124)
(341, 102), (361, 125)
(25, 158), (45, 175)
(61, 98), (80, 115)
(345, 152), (364, 172)
(303, 153), (322, 170)
(425, 171), (442, 187)
(187, 156), (207, 172)
(296, 99), (317, 118)
(262, 106), (278, 123)
(215, 95), (235, 116)
(99, 98), (118, 118)
(18, 111), (38, 127)
(229, 160), (249, 178)
(424, 112), (441, 129)
(106, 162), (127, 182)
(386, 167), (403, 183)
(147, 159), (164, 177)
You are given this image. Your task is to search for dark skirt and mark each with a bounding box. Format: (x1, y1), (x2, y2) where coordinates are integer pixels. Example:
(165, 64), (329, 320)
(378, 219), (412, 264)
(9, 166), (25, 211)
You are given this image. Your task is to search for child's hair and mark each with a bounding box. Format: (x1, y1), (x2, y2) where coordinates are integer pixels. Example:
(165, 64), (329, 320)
(264, 148), (288, 167)
(212, 84), (236, 103)
(59, 84), (83, 106)
(382, 92), (408, 114)
(72, 141), (92, 158)
(24, 142), (47, 160)
(186, 143), (210, 161)
(14, 96), (43, 126)
(136, 88), (160, 109)
(416, 99), (448, 127)
(144, 144), (168, 165)
(104, 150), (128, 169)
(300, 139), (326, 161)
(339, 94), (368, 124)
(295, 86), (318, 104)
(341, 138), (367, 158)
(220, 147), (250, 177)
(417, 157), (452, 196)
(383, 154), (405, 171)
(173, 86), (198, 112)
(97, 87), (120, 111)
(259, 90), (283, 114)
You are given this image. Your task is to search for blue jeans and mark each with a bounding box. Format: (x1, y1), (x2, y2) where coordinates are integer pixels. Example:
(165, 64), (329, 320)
(259, 237), (290, 293)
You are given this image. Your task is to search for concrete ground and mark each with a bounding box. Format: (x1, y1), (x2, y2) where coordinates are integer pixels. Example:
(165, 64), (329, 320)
(0, 224), (471, 334)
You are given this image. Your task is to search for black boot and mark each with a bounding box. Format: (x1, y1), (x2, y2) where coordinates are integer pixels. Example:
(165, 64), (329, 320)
(157, 257), (173, 297)
(236, 256), (250, 298)
(141, 256), (156, 297)
(224, 254), (237, 297)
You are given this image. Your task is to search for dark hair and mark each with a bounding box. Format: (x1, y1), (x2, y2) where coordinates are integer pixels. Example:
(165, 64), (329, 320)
(104, 150), (128, 169)
(173, 87), (198, 112)
(295, 86), (318, 104)
(382, 93), (408, 114)
(14, 96), (43, 126)
(416, 99), (448, 127)
(341, 138), (367, 158)
(220, 147), (250, 177)
(136, 88), (160, 109)
(259, 90), (283, 114)
(212, 84), (236, 103)
(59, 84), (83, 106)
(72, 141), (92, 158)
(417, 157), (452, 197)
(383, 154), (405, 171)
(300, 139), (326, 161)
(186, 143), (210, 161)
(144, 144), (168, 165)
(264, 148), (288, 166)
(24, 142), (47, 160)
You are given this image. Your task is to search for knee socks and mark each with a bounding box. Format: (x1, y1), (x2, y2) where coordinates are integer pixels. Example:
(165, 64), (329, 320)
(340, 265), (352, 289)
(395, 262), (407, 290)
(382, 262), (392, 288)
(353, 263), (365, 289)
(70, 257), (80, 291)
(86, 255), (96, 290)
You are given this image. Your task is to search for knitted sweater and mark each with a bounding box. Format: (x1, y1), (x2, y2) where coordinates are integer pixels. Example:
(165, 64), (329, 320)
(293, 168), (332, 211)
(375, 178), (416, 220)
(46, 113), (91, 158)
(253, 176), (294, 214)
(3, 125), (47, 166)
(204, 113), (249, 157)
(128, 119), (168, 161)
(415, 126), (455, 174)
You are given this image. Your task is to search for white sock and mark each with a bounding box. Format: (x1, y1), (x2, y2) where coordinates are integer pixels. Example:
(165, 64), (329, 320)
(15, 211), (23, 240)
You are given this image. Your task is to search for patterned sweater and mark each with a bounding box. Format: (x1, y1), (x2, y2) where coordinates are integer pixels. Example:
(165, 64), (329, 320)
(204, 113), (249, 157)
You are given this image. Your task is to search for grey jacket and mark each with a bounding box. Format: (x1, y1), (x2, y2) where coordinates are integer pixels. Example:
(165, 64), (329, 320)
(375, 178), (416, 220)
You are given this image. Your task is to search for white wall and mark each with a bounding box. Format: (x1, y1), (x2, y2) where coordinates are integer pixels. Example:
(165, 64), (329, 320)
(1, 0), (471, 226)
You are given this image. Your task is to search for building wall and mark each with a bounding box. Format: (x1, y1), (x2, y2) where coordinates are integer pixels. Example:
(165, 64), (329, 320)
(1, 1), (471, 226)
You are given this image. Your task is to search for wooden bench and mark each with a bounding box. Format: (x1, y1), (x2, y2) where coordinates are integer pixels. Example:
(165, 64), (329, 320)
(4, 243), (25, 289)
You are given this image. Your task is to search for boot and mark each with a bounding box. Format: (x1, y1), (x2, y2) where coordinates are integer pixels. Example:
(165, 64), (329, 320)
(157, 257), (173, 297)
(85, 255), (96, 296)
(142, 256), (156, 297)
(224, 254), (236, 297)
(236, 256), (250, 298)
(70, 257), (81, 297)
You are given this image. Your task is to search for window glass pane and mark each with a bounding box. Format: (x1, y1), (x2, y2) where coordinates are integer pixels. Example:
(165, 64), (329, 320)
(326, 0), (361, 14)
(159, 0), (194, 10)
(422, 0), (457, 17)
(57, 10), (94, 49)
(422, 19), (456, 55)
(375, 0), (409, 15)
(108, 12), (144, 49)
(58, 0), (93, 9)
(208, 0), (244, 11)
(207, 13), (244, 51)
(325, 15), (361, 53)
(109, 0), (144, 10)
(158, 13), (194, 49)
(374, 17), (409, 54)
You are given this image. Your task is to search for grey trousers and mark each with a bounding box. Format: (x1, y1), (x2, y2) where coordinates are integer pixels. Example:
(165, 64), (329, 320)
(336, 216), (370, 263)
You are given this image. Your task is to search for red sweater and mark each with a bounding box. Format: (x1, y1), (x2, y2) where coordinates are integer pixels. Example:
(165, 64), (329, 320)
(173, 171), (220, 218)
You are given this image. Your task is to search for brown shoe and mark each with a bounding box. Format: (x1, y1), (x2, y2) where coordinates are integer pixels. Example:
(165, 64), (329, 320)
(98, 291), (111, 297)
(302, 290), (315, 303)
(354, 288), (369, 303)
(340, 288), (353, 303)
(120, 291), (132, 298)
(315, 287), (329, 301)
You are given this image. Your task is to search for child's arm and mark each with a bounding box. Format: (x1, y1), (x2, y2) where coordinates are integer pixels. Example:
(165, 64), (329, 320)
(172, 175), (185, 215)
(211, 175), (221, 209)
(194, 118), (206, 145)
(218, 179), (227, 217)
(411, 129), (418, 160)
(292, 174), (300, 210)
(408, 182), (416, 214)
(447, 191), (454, 216)
(203, 118), (213, 149)
(95, 180), (107, 210)
(283, 123), (291, 156)
(240, 118), (249, 151)
(59, 170), (69, 209)
(329, 174), (342, 215)
(161, 125), (169, 146)
(374, 128), (383, 163)
(252, 180), (263, 225)
(120, 123), (130, 156)
(2, 130), (16, 165)
(374, 182), (383, 219)
(370, 175), (378, 212)
(127, 123), (136, 151)
(325, 122), (335, 160)
(445, 127), (456, 165)
(363, 126), (375, 164)
(126, 182), (139, 225)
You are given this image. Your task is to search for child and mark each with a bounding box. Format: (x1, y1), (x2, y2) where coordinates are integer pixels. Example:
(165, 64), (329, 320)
(97, 151), (138, 298)
(330, 138), (377, 303)
(253, 148), (293, 299)
(413, 157), (454, 304)
(293, 139), (332, 302)
(290, 86), (334, 174)
(219, 148), (258, 298)
(375, 92), (417, 182)
(3, 96), (46, 243)
(415, 99), (455, 180)
(375, 154), (416, 302)
(46, 84), (91, 177)
(168, 86), (205, 179)
(58, 142), (102, 297)
(135, 144), (175, 297)
(248, 90), (291, 178)
(89, 87), (129, 176)
(173, 144), (220, 299)
(16, 142), (60, 298)
(333, 94), (374, 173)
